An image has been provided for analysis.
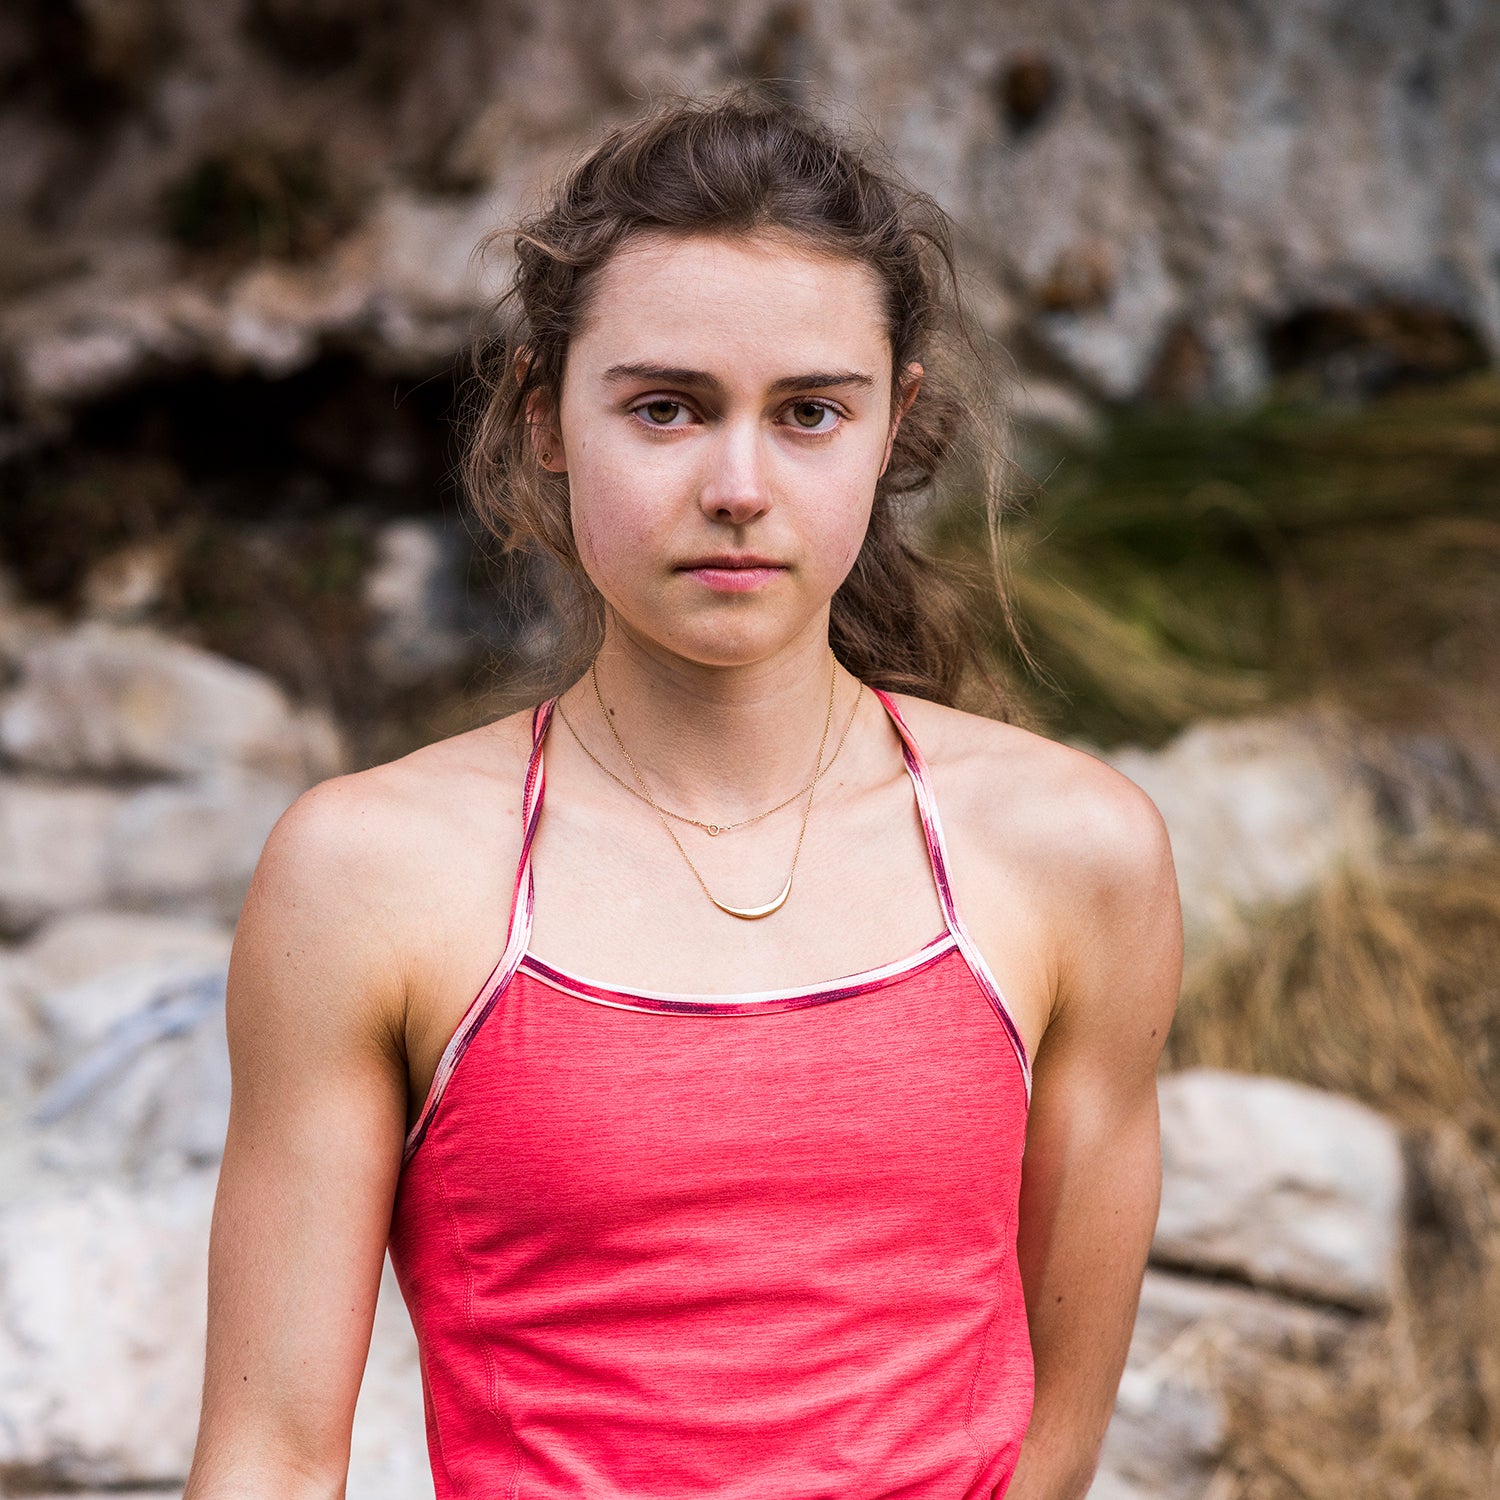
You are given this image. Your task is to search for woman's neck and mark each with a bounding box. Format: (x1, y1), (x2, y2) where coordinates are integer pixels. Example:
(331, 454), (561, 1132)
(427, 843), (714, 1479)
(557, 619), (862, 818)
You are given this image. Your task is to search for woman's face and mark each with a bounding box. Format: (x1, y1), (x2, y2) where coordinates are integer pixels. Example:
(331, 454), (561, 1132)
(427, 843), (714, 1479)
(541, 230), (920, 669)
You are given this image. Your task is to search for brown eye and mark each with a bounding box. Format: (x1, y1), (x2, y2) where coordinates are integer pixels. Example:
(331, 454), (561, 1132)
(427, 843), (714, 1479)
(641, 400), (681, 425)
(790, 401), (833, 430)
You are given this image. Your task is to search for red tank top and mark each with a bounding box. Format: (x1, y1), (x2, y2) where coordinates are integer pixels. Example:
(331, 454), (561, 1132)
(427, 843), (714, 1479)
(388, 687), (1034, 1499)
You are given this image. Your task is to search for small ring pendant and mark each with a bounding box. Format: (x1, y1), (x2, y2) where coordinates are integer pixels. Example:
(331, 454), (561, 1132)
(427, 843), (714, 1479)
(705, 824), (722, 837)
(709, 872), (793, 921)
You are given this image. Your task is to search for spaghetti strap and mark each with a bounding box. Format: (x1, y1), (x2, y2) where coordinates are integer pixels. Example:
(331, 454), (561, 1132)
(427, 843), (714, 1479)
(402, 696), (558, 1162)
(868, 687), (1033, 1095)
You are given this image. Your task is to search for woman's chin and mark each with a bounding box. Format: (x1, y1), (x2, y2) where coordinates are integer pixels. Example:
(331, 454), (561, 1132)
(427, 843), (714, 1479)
(611, 614), (823, 672)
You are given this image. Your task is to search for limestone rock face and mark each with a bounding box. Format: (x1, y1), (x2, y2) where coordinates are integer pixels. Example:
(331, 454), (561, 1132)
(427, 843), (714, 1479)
(0, 947), (50, 1102)
(0, 777), (129, 933)
(1130, 1266), (1355, 1374)
(1154, 1068), (1405, 1312)
(20, 909), (233, 1000)
(102, 767), (311, 920)
(0, 769), (305, 934)
(5, 911), (234, 1177)
(27, 969), (231, 1181)
(1089, 1071), (1406, 1499)
(0, 1171), (217, 1489)
(1090, 1362), (1226, 1500)
(2, 0), (1497, 417)
(1102, 713), (1381, 955)
(1093, 1282), (1346, 1500)
(0, 621), (345, 934)
(0, 1167), (428, 1499)
(363, 518), (477, 688)
(0, 903), (427, 1494)
(0, 621), (344, 783)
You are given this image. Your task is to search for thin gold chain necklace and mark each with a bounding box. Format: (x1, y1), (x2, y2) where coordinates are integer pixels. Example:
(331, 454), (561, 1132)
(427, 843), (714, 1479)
(556, 673), (861, 836)
(586, 652), (838, 920)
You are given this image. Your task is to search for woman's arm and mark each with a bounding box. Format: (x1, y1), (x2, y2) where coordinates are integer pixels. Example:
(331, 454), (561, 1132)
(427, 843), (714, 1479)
(183, 777), (416, 1500)
(1005, 771), (1183, 1500)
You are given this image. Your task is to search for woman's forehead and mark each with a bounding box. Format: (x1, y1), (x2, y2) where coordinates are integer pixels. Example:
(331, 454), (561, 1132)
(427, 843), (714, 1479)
(570, 230), (892, 378)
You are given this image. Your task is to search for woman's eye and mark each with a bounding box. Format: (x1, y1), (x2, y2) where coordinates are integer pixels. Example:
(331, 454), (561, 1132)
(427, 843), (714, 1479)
(786, 400), (839, 433)
(635, 399), (690, 427)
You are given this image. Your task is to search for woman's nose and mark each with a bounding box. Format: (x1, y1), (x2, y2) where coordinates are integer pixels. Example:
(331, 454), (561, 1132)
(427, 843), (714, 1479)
(698, 419), (772, 525)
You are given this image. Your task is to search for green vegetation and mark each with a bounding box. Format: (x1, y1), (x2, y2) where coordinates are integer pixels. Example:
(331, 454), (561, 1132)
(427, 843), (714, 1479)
(934, 371), (1500, 747)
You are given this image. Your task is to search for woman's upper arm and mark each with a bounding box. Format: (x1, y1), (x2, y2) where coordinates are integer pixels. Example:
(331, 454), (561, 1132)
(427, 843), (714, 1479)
(1006, 763), (1183, 1499)
(185, 776), (415, 1499)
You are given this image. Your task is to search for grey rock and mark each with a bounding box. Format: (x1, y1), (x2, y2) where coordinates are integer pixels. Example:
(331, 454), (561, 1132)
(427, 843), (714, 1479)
(0, 1170), (428, 1497)
(0, 770), (303, 934)
(19, 909), (232, 1000)
(0, 621), (345, 783)
(363, 519), (476, 689)
(0, 948), (49, 1103)
(1091, 1362), (1225, 1500)
(0, 777), (126, 934)
(0, 1171), (217, 1487)
(30, 945), (231, 1075)
(1, 1), (1497, 412)
(27, 965), (230, 1179)
(102, 768), (304, 922)
(1132, 1267), (1356, 1375)
(1102, 712), (1381, 957)
(1155, 1068), (1405, 1312)
(1086, 1472), (1172, 1500)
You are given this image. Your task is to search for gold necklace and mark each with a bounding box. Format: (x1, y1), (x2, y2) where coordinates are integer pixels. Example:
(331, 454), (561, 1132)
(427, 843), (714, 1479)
(556, 675), (862, 836)
(587, 653), (838, 920)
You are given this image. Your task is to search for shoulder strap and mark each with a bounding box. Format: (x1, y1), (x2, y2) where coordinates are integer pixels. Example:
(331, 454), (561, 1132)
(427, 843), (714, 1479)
(401, 696), (558, 1163)
(509, 695), (556, 941)
(868, 687), (1032, 1097)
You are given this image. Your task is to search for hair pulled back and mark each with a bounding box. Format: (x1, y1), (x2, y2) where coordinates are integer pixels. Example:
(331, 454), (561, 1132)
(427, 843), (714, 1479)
(463, 84), (1022, 713)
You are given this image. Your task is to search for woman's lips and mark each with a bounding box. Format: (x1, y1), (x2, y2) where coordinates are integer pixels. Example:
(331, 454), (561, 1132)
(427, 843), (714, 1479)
(681, 564), (787, 593)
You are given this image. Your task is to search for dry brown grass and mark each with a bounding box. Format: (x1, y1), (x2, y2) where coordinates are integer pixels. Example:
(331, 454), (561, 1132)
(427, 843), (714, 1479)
(1167, 844), (1500, 1497)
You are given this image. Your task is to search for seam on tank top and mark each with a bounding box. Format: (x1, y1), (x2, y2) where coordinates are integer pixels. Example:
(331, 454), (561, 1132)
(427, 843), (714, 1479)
(431, 1144), (526, 1496)
(414, 1327), (457, 1497)
(960, 1255), (1005, 1476)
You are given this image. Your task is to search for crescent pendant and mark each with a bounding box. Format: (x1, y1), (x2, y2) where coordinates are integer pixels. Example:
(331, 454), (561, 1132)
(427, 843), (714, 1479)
(709, 872), (794, 921)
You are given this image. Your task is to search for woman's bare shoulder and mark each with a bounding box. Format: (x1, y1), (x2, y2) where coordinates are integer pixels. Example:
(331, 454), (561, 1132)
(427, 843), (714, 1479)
(235, 709), (540, 1025)
(885, 691), (1173, 899)
(888, 691), (1179, 1054)
(267, 708), (536, 880)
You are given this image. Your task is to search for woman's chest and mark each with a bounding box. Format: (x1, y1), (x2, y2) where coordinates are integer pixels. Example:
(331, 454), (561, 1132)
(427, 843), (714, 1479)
(407, 962), (1030, 1233)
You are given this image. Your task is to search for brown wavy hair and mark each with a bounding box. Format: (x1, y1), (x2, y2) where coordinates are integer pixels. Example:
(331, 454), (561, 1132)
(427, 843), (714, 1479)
(461, 84), (1028, 714)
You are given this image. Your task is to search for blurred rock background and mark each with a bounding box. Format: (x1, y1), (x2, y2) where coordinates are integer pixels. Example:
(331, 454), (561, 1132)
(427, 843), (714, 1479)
(2, 2), (1498, 1496)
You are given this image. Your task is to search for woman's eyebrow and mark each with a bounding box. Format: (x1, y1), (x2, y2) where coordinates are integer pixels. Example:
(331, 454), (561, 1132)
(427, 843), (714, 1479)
(601, 362), (876, 395)
(768, 370), (876, 394)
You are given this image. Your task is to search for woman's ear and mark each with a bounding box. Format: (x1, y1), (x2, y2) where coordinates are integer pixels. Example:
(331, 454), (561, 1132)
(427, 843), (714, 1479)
(523, 388), (567, 474)
(880, 361), (924, 476)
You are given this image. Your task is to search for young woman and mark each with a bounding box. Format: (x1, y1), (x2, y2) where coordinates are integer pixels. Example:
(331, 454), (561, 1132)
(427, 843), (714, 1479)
(185, 91), (1181, 1500)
